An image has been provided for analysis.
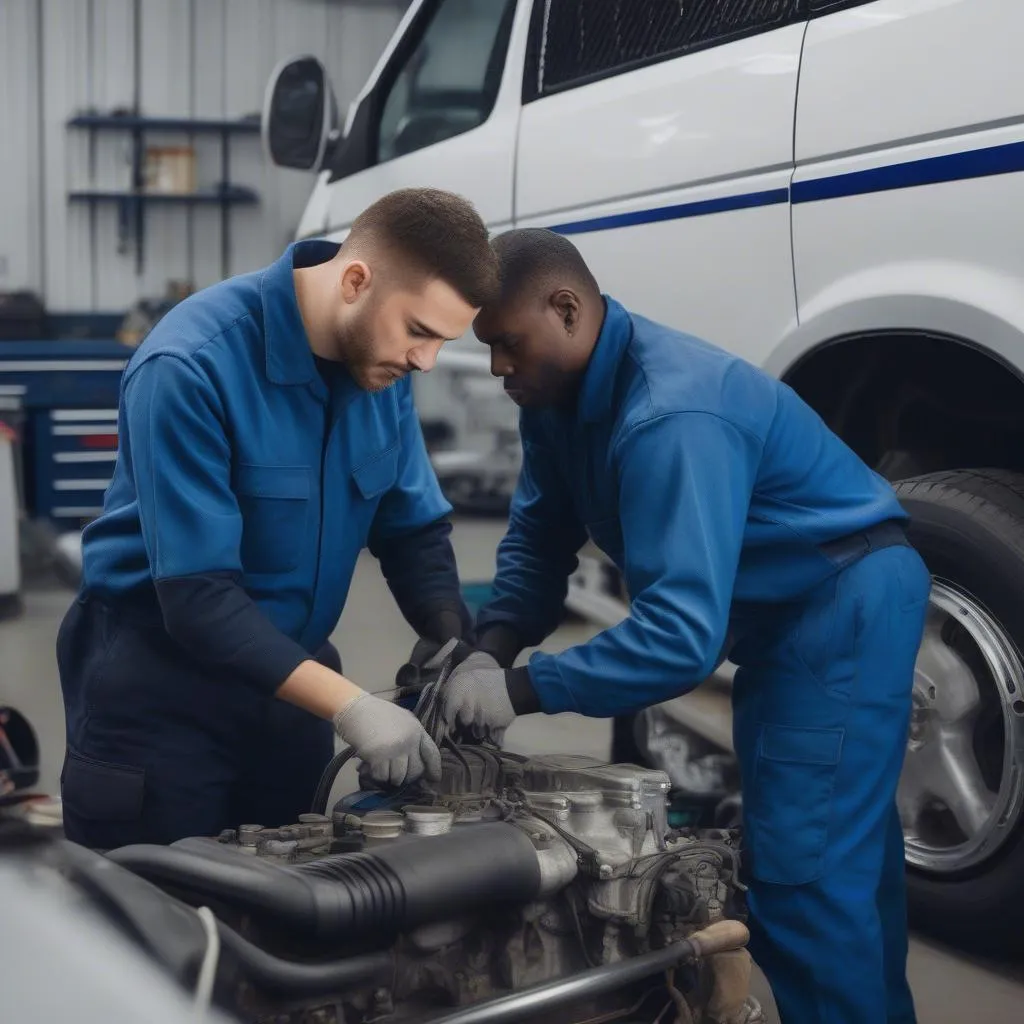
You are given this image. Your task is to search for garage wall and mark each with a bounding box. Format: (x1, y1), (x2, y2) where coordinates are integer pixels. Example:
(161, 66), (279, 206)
(0, 0), (408, 314)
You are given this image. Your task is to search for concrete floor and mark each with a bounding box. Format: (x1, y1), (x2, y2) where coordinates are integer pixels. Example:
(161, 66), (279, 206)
(3, 517), (1024, 1022)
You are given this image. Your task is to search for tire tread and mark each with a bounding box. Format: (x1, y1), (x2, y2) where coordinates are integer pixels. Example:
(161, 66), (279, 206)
(894, 468), (1024, 954)
(896, 470), (1024, 565)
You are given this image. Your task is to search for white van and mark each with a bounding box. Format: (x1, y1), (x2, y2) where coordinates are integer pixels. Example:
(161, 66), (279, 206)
(263, 0), (1024, 950)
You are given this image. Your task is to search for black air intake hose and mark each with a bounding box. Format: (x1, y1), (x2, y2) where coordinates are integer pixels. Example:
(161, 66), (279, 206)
(216, 921), (393, 996)
(106, 822), (541, 942)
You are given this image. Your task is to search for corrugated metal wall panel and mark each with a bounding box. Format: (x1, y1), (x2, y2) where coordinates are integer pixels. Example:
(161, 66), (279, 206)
(139, 0), (192, 298)
(192, 0), (229, 290)
(43, 0), (94, 312)
(91, 0), (138, 311)
(226, 0), (292, 275)
(0, 0), (43, 296)
(3, 0), (407, 314)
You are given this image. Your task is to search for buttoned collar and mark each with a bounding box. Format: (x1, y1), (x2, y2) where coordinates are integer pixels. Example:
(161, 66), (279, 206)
(260, 240), (341, 396)
(578, 296), (633, 424)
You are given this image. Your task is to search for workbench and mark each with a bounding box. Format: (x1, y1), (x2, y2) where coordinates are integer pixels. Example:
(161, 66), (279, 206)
(0, 341), (129, 528)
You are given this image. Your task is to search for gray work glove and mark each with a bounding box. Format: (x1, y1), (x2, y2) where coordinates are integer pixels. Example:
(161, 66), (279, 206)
(333, 693), (442, 788)
(440, 650), (516, 743)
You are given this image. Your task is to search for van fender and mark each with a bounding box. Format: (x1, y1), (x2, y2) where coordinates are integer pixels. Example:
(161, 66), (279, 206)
(763, 261), (1024, 382)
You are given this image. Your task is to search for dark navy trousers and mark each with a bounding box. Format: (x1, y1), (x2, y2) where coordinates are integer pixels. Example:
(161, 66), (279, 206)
(57, 595), (334, 849)
(731, 544), (930, 1023)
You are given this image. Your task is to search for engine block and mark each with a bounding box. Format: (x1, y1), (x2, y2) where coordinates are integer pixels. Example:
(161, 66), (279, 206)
(202, 747), (759, 1023)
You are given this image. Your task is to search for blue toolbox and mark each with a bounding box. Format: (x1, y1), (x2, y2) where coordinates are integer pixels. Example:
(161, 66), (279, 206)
(0, 341), (130, 528)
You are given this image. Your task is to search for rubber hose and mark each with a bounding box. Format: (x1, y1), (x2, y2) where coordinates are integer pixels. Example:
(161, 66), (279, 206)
(422, 920), (750, 1024)
(310, 745), (356, 816)
(216, 919), (392, 997)
(310, 642), (459, 815)
(107, 822), (542, 942)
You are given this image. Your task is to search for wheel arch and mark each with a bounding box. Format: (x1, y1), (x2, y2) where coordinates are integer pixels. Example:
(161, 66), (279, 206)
(767, 292), (1024, 479)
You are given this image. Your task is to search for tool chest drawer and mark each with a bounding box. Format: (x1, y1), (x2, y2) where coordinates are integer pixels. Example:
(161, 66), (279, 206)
(34, 408), (119, 524)
(0, 341), (128, 526)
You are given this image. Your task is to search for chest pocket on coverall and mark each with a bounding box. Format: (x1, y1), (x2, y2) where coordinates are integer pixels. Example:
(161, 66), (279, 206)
(351, 446), (399, 502)
(236, 465), (310, 574)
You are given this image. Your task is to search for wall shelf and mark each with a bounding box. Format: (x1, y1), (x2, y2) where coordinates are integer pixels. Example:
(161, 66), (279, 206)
(68, 187), (259, 205)
(67, 114), (261, 135)
(66, 111), (262, 278)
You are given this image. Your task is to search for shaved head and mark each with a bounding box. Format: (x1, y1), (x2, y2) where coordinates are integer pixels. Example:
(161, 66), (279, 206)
(491, 228), (601, 309)
(474, 229), (606, 408)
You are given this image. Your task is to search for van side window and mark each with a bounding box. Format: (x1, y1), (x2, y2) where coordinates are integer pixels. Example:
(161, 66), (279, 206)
(527, 0), (801, 100)
(376, 0), (516, 163)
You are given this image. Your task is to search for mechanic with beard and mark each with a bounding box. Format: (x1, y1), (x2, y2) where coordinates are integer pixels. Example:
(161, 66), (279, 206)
(57, 188), (499, 849)
(443, 228), (930, 1024)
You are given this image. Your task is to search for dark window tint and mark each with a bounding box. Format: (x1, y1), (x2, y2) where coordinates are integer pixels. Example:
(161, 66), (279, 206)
(532, 0), (799, 98)
(810, 1), (877, 13)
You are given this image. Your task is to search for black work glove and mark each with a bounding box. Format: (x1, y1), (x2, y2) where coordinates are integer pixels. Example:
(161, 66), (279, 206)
(395, 636), (474, 698)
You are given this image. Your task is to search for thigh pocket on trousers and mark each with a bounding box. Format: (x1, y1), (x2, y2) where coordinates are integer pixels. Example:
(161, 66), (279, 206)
(746, 724), (844, 886)
(61, 749), (145, 835)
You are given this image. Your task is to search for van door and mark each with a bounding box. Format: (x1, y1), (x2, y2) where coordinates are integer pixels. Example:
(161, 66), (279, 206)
(792, 0), (1024, 348)
(319, 0), (527, 239)
(514, 0), (807, 365)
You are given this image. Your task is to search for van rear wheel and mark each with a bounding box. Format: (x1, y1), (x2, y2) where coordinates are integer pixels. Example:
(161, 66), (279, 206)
(895, 469), (1024, 954)
(618, 468), (1024, 955)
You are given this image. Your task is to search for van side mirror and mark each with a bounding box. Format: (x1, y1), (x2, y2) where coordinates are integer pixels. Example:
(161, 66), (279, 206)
(262, 56), (340, 172)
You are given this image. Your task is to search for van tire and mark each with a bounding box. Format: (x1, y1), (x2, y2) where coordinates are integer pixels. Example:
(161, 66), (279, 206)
(614, 468), (1024, 956)
(895, 469), (1024, 955)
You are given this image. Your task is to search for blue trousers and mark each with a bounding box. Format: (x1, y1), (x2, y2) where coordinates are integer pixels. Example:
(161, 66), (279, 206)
(57, 595), (335, 849)
(731, 544), (930, 1024)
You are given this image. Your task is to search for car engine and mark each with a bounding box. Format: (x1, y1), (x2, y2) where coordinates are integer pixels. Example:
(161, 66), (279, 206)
(100, 745), (762, 1024)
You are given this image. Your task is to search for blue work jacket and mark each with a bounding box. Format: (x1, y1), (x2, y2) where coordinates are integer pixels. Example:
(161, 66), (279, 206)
(476, 297), (906, 716)
(81, 241), (451, 662)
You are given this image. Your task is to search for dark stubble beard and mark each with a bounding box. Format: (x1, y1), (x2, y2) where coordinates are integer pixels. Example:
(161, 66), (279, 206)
(336, 300), (387, 392)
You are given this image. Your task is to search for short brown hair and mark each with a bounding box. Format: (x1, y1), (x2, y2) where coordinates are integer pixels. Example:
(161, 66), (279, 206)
(347, 188), (499, 308)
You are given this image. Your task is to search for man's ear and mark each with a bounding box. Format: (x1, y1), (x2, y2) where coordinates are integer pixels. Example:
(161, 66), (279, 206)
(340, 260), (372, 304)
(551, 288), (581, 335)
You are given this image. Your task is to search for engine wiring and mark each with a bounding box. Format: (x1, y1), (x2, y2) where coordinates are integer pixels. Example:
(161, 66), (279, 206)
(301, 646), (742, 1024)
(564, 884), (599, 969)
(565, 985), (674, 1024)
(310, 745), (358, 816)
(310, 646), (507, 816)
(665, 967), (696, 1024)
(651, 998), (678, 1024)
(192, 906), (221, 1023)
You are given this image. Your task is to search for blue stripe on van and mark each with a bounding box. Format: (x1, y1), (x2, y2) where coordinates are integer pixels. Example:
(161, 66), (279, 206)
(791, 139), (1024, 204)
(549, 187), (790, 236)
(547, 140), (1024, 235)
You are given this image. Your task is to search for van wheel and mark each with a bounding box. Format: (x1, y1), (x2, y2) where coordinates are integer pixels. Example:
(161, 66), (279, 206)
(895, 470), (1024, 954)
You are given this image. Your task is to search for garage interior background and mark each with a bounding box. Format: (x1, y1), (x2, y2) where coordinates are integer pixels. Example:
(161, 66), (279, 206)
(5, 3), (1024, 1018)
(0, 0), (409, 316)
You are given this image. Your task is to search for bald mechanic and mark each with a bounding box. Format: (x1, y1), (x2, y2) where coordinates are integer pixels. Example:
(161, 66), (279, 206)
(57, 188), (498, 849)
(441, 229), (930, 1024)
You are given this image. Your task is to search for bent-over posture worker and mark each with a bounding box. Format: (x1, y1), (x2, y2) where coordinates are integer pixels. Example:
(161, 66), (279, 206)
(58, 188), (498, 849)
(444, 229), (929, 1024)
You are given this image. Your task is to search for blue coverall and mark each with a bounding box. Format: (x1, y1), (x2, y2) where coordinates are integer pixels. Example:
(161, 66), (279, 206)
(476, 297), (930, 1023)
(58, 240), (466, 848)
